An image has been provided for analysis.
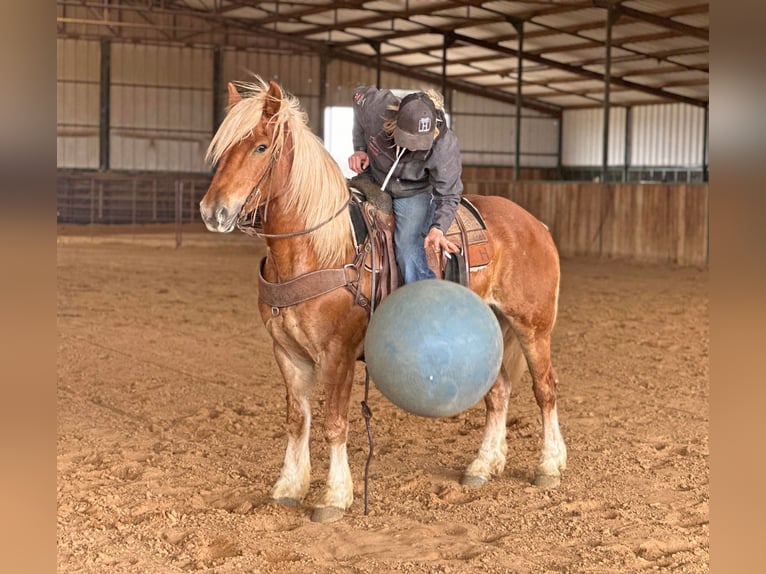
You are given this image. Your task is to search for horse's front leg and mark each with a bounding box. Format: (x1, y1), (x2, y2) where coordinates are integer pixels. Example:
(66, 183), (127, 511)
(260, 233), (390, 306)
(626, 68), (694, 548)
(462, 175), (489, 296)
(270, 345), (315, 506)
(311, 354), (356, 523)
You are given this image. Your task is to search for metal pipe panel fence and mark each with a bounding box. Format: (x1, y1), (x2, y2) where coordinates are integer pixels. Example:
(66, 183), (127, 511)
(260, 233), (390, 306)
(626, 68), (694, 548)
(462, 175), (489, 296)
(57, 171), (213, 225)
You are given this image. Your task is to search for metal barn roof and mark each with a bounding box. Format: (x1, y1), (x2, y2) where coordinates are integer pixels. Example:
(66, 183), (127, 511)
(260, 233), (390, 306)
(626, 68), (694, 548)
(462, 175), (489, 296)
(57, 1), (708, 117)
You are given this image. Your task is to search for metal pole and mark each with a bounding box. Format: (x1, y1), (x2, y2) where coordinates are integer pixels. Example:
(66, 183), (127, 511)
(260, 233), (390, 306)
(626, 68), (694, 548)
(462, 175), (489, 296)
(318, 51), (328, 138)
(175, 180), (183, 248)
(212, 47), (223, 132)
(189, 181), (195, 222)
(98, 182), (103, 221)
(152, 179), (157, 221)
(361, 40), (381, 87)
(90, 178), (95, 224)
(556, 117), (563, 180)
(600, 5), (617, 256)
(365, 40), (381, 88)
(99, 39), (111, 171)
(623, 107), (632, 182)
(601, 7), (614, 184)
(510, 18), (524, 182)
(131, 179), (137, 226)
(702, 104), (709, 182)
(441, 33), (455, 117)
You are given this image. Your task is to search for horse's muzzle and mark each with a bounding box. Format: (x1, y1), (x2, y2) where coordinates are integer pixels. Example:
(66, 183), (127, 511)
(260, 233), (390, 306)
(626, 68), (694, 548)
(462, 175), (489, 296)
(200, 200), (238, 233)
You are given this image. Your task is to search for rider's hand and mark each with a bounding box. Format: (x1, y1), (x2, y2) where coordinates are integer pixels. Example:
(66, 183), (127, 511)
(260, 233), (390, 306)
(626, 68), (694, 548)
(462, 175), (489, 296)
(424, 226), (459, 256)
(348, 150), (369, 174)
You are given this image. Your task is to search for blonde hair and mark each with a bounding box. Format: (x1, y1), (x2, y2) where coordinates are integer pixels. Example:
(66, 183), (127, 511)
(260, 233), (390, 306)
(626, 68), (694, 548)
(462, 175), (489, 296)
(206, 76), (352, 267)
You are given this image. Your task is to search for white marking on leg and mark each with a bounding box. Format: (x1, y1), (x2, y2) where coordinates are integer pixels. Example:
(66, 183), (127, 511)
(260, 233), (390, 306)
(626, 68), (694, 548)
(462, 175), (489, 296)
(271, 398), (311, 501)
(538, 405), (567, 476)
(466, 404), (509, 479)
(316, 443), (353, 509)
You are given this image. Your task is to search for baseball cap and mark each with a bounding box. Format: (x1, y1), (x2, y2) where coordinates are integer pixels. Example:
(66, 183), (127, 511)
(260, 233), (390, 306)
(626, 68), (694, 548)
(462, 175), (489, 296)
(394, 93), (436, 151)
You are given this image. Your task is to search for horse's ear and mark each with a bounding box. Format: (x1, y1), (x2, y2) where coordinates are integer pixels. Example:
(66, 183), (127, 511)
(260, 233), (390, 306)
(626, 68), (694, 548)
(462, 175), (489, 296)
(227, 82), (241, 106)
(262, 81), (283, 118)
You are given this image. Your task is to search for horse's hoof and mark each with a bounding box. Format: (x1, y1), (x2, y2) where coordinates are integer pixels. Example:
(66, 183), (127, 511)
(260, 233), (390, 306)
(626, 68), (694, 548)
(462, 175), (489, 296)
(461, 474), (489, 488)
(271, 497), (300, 507)
(311, 506), (345, 523)
(533, 474), (561, 489)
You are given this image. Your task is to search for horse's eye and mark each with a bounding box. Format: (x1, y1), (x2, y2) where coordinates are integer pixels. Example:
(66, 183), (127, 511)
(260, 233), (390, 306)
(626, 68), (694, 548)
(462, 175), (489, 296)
(253, 144), (268, 154)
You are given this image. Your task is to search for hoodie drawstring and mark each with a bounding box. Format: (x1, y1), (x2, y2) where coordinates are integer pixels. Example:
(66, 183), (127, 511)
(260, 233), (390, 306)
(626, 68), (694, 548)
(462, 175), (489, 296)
(380, 145), (405, 192)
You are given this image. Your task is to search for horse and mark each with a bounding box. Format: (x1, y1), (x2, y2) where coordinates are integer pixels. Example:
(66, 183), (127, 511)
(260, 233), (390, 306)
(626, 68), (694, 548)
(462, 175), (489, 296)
(199, 78), (567, 523)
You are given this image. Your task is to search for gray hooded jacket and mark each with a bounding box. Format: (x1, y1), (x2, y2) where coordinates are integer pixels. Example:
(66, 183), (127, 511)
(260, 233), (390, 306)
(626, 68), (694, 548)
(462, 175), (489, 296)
(351, 86), (463, 233)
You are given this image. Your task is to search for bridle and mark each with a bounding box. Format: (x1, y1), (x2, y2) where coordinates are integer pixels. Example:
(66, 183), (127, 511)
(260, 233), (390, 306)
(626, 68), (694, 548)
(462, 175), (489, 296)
(236, 152), (351, 239)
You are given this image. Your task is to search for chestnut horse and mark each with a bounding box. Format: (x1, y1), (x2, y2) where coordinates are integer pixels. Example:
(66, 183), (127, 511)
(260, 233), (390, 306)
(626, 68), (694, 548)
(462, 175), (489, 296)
(200, 78), (566, 523)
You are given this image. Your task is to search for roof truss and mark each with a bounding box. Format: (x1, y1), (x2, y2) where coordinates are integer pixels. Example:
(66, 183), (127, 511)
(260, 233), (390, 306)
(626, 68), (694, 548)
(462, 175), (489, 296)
(57, 0), (709, 116)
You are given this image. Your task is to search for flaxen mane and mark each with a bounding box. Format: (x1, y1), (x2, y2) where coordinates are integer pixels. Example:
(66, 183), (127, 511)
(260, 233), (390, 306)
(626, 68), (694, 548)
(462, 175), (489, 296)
(206, 77), (352, 266)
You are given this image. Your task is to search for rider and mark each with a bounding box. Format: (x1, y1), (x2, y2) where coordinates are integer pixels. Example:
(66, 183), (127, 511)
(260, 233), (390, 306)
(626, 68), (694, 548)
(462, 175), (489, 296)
(348, 86), (463, 283)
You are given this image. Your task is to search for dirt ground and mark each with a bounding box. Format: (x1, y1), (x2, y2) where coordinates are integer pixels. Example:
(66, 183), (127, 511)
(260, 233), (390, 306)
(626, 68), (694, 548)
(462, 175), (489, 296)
(57, 225), (709, 573)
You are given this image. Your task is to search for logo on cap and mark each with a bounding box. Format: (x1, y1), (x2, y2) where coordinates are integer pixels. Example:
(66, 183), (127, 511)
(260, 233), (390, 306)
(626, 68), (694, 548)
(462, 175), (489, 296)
(418, 117), (431, 133)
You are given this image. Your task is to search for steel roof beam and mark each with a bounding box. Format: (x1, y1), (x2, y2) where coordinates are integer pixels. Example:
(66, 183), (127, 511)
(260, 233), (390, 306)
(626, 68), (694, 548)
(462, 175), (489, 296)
(617, 5), (708, 40)
(441, 29), (706, 107)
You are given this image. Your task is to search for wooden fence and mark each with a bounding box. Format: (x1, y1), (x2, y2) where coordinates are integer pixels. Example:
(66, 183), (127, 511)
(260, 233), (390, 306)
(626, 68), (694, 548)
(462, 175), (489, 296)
(57, 171), (709, 266)
(464, 180), (709, 266)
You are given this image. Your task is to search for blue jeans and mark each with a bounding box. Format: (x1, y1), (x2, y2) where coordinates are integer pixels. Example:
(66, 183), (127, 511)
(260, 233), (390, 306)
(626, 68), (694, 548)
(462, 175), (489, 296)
(393, 193), (436, 283)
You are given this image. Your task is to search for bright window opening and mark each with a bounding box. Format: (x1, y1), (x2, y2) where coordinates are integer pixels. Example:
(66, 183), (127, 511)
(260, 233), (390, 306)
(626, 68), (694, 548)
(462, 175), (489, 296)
(322, 101), (451, 179)
(323, 106), (355, 178)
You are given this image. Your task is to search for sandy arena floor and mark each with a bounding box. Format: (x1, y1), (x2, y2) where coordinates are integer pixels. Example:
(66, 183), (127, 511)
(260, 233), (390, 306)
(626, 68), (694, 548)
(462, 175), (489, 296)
(57, 225), (709, 573)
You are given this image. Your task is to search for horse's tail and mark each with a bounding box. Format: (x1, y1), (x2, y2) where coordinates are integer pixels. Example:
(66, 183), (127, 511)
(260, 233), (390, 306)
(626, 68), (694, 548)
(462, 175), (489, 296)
(490, 306), (528, 386)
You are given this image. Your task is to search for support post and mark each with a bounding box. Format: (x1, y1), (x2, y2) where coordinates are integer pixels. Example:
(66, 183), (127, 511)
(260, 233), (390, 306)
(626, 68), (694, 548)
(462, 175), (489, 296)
(702, 104), (709, 182)
(318, 51), (328, 138)
(509, 18), (524, 181)
(600, 5), (619, 256)
(601, 6), (616, 184)
(190, 181), (195, 222)
(90, 178), (95, 224)
(441, 33), (455, 118)
(98, 182), (103, 221)
(175, 181), (183, 248)
(623, 107), (632, 182)
(131, 179), (137, 226)
(556, 116), (563, 180)
(365, 40), (381, 88)
(212, 47), (223, 132)
(99, 39), (111, 171)
(152, 179), (157, 221)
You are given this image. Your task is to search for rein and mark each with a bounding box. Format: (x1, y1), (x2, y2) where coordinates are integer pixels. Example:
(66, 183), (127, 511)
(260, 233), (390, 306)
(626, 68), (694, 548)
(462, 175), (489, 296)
(235, 153), (351, 239)
(242, 196), (351, 239)
(244, 152), (368, 313)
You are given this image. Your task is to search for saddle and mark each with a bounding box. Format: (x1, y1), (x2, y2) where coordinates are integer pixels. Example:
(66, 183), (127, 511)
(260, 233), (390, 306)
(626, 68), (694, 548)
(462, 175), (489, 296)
(348, 176), (493, 308)
(257, 179), (494, 313)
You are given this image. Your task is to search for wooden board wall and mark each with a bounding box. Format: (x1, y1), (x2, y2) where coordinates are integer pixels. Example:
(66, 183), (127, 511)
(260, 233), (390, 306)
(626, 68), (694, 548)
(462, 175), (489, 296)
(463, 180), (709, 267)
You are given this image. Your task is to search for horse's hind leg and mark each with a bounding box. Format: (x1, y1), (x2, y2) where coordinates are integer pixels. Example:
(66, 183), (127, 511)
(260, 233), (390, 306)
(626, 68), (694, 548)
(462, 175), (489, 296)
(462, 321), (525, 487)
(270, 346), (314, 506)
(523, 334), (567, 488)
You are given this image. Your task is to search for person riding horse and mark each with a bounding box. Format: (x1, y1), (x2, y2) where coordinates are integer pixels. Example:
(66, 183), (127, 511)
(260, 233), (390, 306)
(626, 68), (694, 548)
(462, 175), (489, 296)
(348, 86), (463, 283)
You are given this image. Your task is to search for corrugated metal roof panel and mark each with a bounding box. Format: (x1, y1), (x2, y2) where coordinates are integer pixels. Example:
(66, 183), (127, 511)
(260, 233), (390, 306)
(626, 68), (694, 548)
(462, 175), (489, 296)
(534, 8), (605, 28)
(58, 0), (708, 116)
